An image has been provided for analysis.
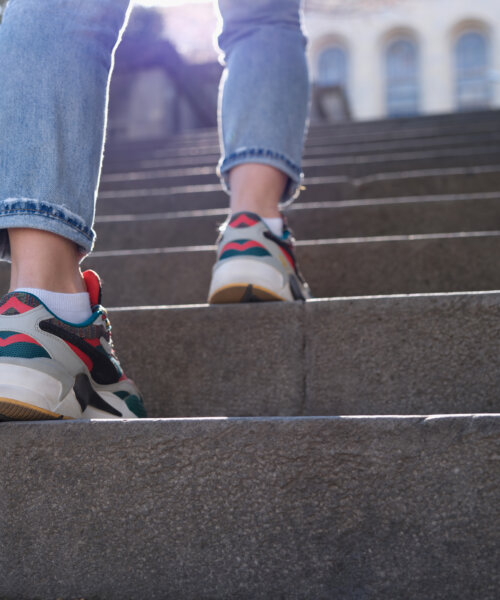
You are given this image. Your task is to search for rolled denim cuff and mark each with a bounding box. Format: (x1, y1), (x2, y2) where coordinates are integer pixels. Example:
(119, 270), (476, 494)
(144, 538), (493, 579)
(0, 198), (95, 261)
(217, 147), (304, 205)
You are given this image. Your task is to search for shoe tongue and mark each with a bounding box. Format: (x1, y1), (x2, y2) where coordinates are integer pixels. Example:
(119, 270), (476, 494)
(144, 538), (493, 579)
(83, 270), (102, 306)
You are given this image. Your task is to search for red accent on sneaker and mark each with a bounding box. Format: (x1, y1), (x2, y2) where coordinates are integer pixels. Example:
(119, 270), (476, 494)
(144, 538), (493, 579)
(230, 214), (260, 228)
(83, 270), (102, 307)
(0, 333), (44, 347)
(64, 340), (93, 372)
(221, 240), (266, 253)
(85, 338), (101, 348)
(0, 296), (36, 315)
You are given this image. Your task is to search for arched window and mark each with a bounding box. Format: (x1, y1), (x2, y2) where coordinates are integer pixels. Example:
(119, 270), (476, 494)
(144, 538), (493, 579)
(317, 46), (348, 90)
(455, 31), (490, 110)
(385, 38), (419, 117)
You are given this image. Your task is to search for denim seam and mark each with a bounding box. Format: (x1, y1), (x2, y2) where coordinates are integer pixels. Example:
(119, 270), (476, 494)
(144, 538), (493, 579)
(219, 147), (302, 179)
(0, 203), (93, 242)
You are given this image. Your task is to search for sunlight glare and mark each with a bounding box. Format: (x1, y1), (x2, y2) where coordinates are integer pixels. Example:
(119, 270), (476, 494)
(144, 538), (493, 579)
(135, 0), (212, 6)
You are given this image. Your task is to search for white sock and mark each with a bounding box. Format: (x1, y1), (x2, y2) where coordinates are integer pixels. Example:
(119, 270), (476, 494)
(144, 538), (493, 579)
(15, 288), (93, 323)
(262, 217), (284, 238)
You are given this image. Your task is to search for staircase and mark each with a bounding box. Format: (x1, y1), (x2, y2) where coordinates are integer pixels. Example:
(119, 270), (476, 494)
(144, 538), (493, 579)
(1, 111), (499, 599)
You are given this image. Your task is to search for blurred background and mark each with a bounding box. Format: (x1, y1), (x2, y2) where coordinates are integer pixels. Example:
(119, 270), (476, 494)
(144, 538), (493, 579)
(0, 0), (498, 139)
(106, 0), (500, 142)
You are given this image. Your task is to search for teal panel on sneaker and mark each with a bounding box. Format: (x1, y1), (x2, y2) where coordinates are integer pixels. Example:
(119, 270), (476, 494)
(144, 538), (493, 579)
(114, 391), (147, 418)
(0, 331), (50, 359)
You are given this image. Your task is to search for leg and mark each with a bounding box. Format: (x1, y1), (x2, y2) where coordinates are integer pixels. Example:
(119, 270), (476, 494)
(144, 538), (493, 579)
(208, 0), (311, 303)
(0, 0), (131, 293)
(217, 0), (310, 207)
(9, 229), (85, 293)
(0, 0), (145, 420)
(229, 165), (285, 218)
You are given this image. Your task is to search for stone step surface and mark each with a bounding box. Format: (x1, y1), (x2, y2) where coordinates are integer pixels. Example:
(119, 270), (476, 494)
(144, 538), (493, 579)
(93, 193), (500, 251)
(3, 104), (500, 600)
(99, 146), (500, 190)
(103, 110), (500, 165)
(128, 107), (500, 140)
(94, 231), (500, 304)
(0, 231), (491, 305)
(102, 116), (500, 158)
(96, 166), (500, 214)
(302, 134), (500, 158)
(2, 232), (500, 304)
(108, 293), (500, 418)
(143, 115), (500, 152)
(0, 416), (498, 600)
(103, 134), (500, 173)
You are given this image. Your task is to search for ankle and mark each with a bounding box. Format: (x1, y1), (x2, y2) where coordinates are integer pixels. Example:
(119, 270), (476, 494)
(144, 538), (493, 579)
(10, 270), (85, 294)
(8, 229), (86, 293)
(228, 163), (286, 219)
(230, 200), (281, 219)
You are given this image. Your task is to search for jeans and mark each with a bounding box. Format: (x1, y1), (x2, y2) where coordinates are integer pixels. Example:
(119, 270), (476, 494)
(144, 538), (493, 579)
(216, 0), (309, 203)
(0, 0), (309, 260)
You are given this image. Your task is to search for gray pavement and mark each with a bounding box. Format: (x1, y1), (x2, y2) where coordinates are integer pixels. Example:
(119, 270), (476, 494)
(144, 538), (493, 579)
(0, 416), (498, 599)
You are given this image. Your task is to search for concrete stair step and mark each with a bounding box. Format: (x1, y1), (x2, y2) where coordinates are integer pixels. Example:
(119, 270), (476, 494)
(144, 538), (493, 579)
(91, 231), (500, 304)
(0, 231), (495, 303)
(0, 231), (488, 305)
(99, 146), (500, 191)
(303, 147), (500, 176)
(160, 114), (500, 149)
(2, 108), (499, 600)
(102, 131), (500, 173)
(105, 130), (500, 164)
(103, 112), (500, 164)
(107, 293), (500, 418)
(98, 184), (226, 215)
(302, 133), (500, 159)
(0, 415), (498, 599)
(96, 166), (500, 215)
(305, 122), (500, 147)
(93, 193), (500, 251)
(153, 108), (500, 140)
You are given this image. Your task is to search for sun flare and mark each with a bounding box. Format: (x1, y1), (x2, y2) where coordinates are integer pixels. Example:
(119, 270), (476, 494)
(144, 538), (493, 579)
(135, 0), (211, 6)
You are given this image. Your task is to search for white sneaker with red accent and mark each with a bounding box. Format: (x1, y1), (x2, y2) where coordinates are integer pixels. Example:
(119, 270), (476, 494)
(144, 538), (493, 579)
(0, 270), (146, 421)
(208, 211), (311, 303)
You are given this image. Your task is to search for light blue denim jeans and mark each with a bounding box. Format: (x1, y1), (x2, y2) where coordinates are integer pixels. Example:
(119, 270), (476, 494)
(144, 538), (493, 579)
(0, 0), (309, 260)
(216, 0), (310, 203)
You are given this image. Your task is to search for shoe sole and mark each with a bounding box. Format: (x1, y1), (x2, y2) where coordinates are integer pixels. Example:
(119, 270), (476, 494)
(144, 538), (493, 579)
(208, 258), (294, 304)
(0, 397), (71, 421)
(209, 283), (286, 304)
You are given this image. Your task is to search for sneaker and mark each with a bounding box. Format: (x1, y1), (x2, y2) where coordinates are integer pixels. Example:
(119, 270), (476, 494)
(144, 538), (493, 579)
(208, 211), (311, 303)
(0, 270), (146, 421)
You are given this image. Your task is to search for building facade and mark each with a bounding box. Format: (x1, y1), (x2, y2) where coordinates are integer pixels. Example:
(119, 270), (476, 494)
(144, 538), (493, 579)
(305, 0), (500, 120)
